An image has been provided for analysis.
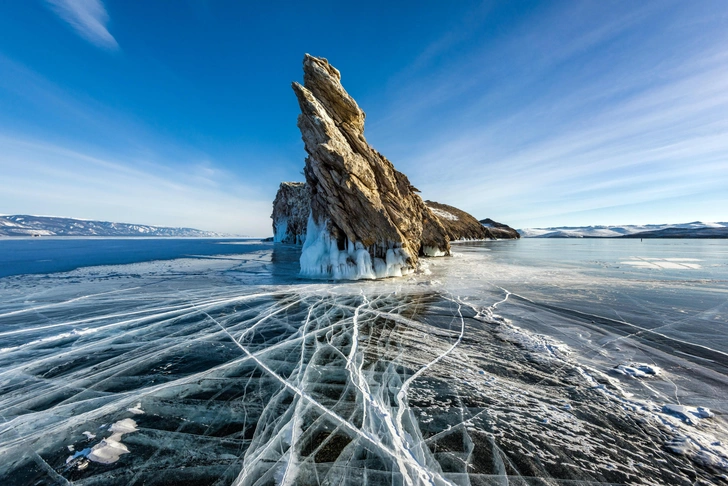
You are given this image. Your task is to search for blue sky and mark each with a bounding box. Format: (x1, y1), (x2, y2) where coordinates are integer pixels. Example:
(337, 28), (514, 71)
(1, 1), (726, 235)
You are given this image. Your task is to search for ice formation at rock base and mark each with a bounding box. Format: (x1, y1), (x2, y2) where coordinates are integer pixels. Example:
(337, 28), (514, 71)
(1, 241), (727, 485)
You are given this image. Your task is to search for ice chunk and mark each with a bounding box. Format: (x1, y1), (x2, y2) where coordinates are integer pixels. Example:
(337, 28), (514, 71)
(614, 362), (662, 377)
(422, 246), (447, 257)
(299, 214), (412, 280)
(662, 404), (714, 424)
(86, 418), (139, 465)
(127, 402), (145, 415)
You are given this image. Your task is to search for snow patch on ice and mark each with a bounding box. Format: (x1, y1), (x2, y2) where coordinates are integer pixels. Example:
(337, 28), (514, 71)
(87, 418), (138, 464)
(614, 362), (662, 378)
(662, 404), (714, 425)
(127, 402), (145, 415)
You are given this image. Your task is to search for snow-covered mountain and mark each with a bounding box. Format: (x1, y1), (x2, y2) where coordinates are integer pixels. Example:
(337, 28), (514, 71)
(0, 215), (222, 237)
(518, 222), (728, 238)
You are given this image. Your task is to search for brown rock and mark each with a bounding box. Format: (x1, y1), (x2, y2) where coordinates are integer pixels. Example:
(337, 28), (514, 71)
(271, 182), (309, 244)
(425, 201), (490, 241)
(424, 201), (520, 240)
(292, 55), (450, 278)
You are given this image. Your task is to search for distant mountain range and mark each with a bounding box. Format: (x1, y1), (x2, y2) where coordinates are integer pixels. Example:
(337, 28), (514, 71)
(518, 222), (728, 238)
(0, 215), (222, 237)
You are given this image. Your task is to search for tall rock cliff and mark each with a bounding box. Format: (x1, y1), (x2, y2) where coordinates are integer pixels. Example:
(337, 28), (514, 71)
(292, 54), (450, 279)
(271, 182), (309, 244)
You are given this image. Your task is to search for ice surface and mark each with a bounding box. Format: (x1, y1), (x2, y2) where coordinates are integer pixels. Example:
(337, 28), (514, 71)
(620, 257), (702, 269)
(0, 238), (727, 485)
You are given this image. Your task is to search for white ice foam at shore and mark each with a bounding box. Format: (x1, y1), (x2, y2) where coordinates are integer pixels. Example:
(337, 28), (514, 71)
(299, 214), (415, 280)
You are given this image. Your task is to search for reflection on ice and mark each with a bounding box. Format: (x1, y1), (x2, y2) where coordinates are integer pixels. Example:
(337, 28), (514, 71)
(0, 242), (727, 485)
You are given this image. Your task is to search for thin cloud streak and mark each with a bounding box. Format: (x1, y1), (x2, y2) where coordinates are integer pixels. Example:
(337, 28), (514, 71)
(367, 3), (728, 227)
(46, 0), (118, 50)
(0, 136), (272, 235)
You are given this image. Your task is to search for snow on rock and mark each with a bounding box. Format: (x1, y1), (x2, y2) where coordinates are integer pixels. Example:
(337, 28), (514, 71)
(518, 222), (728, 239)
(271, 182), (309, 244)
(0, 215), (219, 237)
(292, 54), (450, 279)
(427, 201), (519, 241)
(428, 207), (459, 221)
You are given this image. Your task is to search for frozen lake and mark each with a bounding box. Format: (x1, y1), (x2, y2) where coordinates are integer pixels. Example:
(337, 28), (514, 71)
(0, 238), (726, 485)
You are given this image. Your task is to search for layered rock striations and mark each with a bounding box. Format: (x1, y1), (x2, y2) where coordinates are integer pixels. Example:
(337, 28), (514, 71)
(271, 182), (310, 244)
(292, 55), (450, 279)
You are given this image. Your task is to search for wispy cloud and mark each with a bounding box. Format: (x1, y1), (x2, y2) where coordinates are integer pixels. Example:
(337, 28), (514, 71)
(0, 135), (272, 235)
(46, 0), (118, 50)
(366, 2), (728, 227)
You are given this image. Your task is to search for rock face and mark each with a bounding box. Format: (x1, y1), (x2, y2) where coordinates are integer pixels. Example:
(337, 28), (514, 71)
(479, 218), (521, 239)
(292, 54), (450, 279)
(271, 182), (310, 244)
(425, 202), (520, 240)
(425, 201), (491, 241)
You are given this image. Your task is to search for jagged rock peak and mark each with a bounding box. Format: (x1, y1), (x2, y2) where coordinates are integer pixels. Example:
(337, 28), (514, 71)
(292, 54), (450, 279)
(271, 182), (309, 245)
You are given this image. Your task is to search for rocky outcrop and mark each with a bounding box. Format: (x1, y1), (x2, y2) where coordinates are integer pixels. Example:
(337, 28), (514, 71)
(292, 54), (450, 279)
(425, 201), (490, 241)
(271, 182), (309, 244)
(479, 218), (521, 239)
(425, 202), (520, 240)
